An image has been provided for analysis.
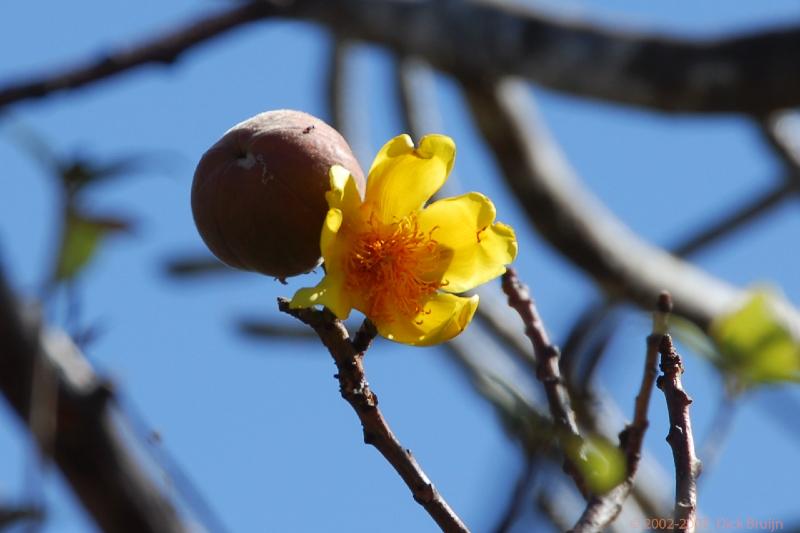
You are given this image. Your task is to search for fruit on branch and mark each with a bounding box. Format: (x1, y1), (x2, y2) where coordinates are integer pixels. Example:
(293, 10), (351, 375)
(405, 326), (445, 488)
(191, 110), (365, 279)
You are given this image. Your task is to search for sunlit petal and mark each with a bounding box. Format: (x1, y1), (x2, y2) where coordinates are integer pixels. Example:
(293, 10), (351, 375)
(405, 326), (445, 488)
(291, 206), (352, 318)
(374, 293), (479, 346)
(289, 270), (351, 319)
(365, 134), (455, 223)
(320, 208), (343, 260)
(419, 192), (518, 293)
(326, 165), (362, 220)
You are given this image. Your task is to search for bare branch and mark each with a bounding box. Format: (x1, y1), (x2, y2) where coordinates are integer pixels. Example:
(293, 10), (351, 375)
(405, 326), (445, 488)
(760, 112), (800, 182)
(325, 34), (349, 136)
(163, 254), (230, 278)
(492, 458), (537, 533)
(657, 335), (700, 533)
(461, 77), (800, 334)
(237, 319), (318, 340)
(500, 268), (590, 498)
(0, 3), (284, 109)
(0, 505), (44, 529)
(570, 292), (672, 533)
(0, 273), (189, 533)
(394, 56), (443, 142)
(312, 0), (800, 114)
(5, 1), (800, 114)
(666, 111), (800, 257)
(276, 298), (469, 533)
(671, 180), (797, 257)
(324, 33), (371, 164)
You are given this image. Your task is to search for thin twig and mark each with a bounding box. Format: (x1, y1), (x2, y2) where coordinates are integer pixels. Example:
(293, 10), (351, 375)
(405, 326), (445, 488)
(560, 302), (615, 380)
(500, 268), (589, 498)
(671, 179), (797, 257)
(537, 490), (579, 533)
(0, 3), (283, 109)
(492, 457), (538, 533)
(569, 292), (672, 533)
(276, 298), (469, 533)
(697, 393), (737, 484)
(657, 335), (701, 533)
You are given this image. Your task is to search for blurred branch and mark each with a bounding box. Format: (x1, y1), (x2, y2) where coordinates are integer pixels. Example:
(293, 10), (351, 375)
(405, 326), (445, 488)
(492, 458), (537, 533)
(657, 335), (700, 533)
(671, 179), (797, 257)
(760, 112), (800, 182)
(537, 491), (573, 533)
(5, 1), (800, 114)
(462, 77), (800, 334)
(276, 298), (470, 533)
(697, 392), (737, 483)
(570, 293), (671, 533)
(500, 268), (589, 498)
(560, 301), (615, 380)
(669, 111), (800, 258)
(163, 253), (230, 278)
(0, 2), (282, 109)
(0, 271), (189, 533)
(326, 34), (349, 135)
(325, 34), (370, 163)
(394, 56), (443, 141)
(310, 0), (800, 114)
(445, 332), (547, 451)
(237, 318), (318, 340)
(0, 505), (44, 530)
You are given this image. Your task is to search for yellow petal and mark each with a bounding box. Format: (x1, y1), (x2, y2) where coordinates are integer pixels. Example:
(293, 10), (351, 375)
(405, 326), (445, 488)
(374, 293), (479, 346)
(326, 165), (362, 220)
(365, 134), (456, 223)
(291, 207), (352, 318)
(289, 271), (351, 319)
(320, 208), (343, 260)
(418, 192), (518, 293)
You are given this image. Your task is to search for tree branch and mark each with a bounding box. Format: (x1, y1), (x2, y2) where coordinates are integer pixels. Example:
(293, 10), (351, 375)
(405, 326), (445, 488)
(0, 272), (189, 533)
(500, 268), (590, 498)
(276, 298), (469, 533)
(671, 179), (797, 257)
(492, 458), (537, 533)
(657, 335), (700, 533)
(461, 77), (800, 334)
(570, 293), (672, 533)
(5, 1), (800, 114)
(0, 2), (281, 109)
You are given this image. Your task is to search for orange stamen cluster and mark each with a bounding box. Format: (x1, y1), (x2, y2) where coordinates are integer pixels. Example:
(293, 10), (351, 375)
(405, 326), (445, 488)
(346, 214), (442, 323)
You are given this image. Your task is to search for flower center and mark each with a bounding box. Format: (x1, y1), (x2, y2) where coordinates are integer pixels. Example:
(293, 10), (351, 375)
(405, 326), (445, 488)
(346, 214), (442, 323)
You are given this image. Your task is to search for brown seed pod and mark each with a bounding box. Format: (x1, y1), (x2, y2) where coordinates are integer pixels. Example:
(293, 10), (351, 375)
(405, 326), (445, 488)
(191, 110), (365, 279)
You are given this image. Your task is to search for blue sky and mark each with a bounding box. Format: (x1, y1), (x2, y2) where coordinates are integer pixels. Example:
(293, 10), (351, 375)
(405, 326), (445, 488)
(1, 1), (800, 532)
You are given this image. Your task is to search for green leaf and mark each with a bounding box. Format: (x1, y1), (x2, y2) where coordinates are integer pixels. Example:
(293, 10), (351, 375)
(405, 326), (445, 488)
(55, 211), (131, 281)
(710, 290), (800, 387)
(565, 435), (626, 494)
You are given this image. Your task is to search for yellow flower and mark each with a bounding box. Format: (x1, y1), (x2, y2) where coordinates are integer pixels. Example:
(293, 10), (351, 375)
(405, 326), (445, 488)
(290, 134), (517, 346)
